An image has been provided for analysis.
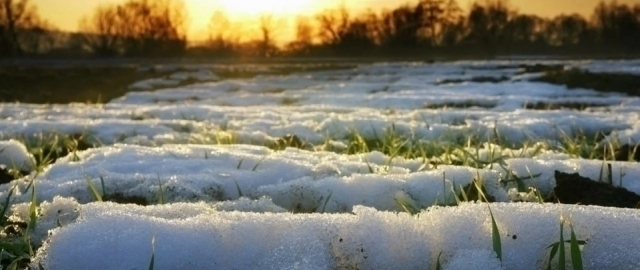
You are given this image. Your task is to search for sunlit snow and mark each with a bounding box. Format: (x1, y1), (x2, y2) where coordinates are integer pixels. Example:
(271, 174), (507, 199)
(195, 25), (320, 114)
(1, 59), (640, 269)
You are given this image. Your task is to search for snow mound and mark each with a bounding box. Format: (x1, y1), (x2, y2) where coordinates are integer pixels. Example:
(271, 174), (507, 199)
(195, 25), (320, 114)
(0, 139), (35, 172)
(1, 144), (508, 212)
(32, 202), (640, 270)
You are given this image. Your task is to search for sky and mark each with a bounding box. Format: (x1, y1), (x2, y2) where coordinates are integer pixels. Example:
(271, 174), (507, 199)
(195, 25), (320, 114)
(33, 0), (639, 41)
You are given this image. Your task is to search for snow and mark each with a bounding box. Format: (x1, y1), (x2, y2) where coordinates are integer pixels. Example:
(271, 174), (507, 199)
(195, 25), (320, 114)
(0, 144), (508, 210)
(0, 139), (35, 172)
(2, 60), (639, 149)
(25, 200), (640, 270)
(1, 59), (640, 269)
(128, 78), (182, 90)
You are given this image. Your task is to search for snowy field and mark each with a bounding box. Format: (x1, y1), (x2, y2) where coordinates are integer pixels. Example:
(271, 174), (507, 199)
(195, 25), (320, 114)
(1, 59), (640, 269)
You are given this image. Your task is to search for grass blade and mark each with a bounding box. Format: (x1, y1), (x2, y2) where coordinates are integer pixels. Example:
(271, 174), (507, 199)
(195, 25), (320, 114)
(100, 175), (107, 197)
(86, 179), (103, 202)
(252, 157), (265, 171)
(236, 158), (243, 169)
(28, 179), (38, 232)
(148, 235), (156, 270)
(0, 184), (17, 225)
(234, 180), (243, 198)
(487, 204), (502, 262)
(570, 224), (583, 270)
(394, 196), (419, 215)
(157, 175), (165, 205)
(546, 242), (560, 270)
(319, 190), (333, 213)
(6, 257), (20, 270)
(364, 159), (374, 173)
(435, 251), (443, 270)
(558, 220), (566, 270)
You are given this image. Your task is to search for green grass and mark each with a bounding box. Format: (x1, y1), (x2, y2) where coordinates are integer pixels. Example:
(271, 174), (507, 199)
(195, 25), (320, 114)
(546, 219), (586, 270)
(0, 117), (625, 269)
(11, 133), (97, 173)
(0, 172), (39, 269)
(488, 204), (502, 262)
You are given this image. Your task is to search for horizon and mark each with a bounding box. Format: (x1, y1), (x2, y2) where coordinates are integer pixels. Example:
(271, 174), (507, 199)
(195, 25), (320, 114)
(33, 0), (639, 42)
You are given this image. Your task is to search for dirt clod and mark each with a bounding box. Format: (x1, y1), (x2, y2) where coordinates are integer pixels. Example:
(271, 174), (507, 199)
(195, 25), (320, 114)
(551, 170), (640, 208)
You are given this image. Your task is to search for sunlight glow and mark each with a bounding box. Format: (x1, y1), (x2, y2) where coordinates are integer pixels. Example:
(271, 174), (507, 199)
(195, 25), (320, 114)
(218, 0), (319, 17)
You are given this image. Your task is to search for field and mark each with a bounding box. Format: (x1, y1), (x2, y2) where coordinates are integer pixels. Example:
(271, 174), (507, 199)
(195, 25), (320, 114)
(1, 59), (640, 269)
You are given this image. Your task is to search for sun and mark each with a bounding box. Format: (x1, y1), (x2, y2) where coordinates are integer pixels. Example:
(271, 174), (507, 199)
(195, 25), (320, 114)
(218, 0), (318, 17)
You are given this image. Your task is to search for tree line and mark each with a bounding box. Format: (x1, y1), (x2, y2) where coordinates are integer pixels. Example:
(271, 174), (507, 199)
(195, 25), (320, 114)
(1, 0), (640, 58)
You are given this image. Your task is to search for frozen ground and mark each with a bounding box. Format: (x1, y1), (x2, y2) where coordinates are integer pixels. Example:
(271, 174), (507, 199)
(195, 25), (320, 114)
(1, 59), (640, 269)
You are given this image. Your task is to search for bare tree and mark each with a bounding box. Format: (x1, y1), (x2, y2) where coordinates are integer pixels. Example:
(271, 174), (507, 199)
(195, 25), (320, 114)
(315, 5), (350, 45)
(0, 0), (46, 56)
(545, 14), (589, 46)
(206, 10), (239, 56)
(79, 4), (121, 56)
(591, 1), (640, 51)
(257, 14), (282, 57)
(440, 0), (465, 46)
(466, 0), (512, 55)
(116, 0), (187, 56)
(378, 5), (423, 49)
(79, 0), (187, 57)
(17, 19), (56, 54)
(419, 0), (445, 45)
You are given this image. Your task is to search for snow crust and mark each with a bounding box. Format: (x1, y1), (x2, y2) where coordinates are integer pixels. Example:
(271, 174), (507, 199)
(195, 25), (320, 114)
(29, 200), (640, 270)
(1, 144), (509, 211)
(0, 139), (35, 172)
(1, 60), (640, 269)
(1, 60), (639, 149)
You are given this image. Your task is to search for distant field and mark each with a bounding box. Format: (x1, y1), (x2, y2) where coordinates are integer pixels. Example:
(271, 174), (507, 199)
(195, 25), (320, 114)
(1, 59), (640, 270)
(0, 58), (360, 103)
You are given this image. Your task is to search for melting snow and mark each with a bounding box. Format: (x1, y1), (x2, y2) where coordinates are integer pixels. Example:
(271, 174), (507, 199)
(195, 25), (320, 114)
(23, 200), (640, 270)
(1, 59), (639, 269)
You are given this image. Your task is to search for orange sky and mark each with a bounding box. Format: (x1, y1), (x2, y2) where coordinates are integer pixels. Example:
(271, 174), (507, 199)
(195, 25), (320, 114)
(33, 0), (640, 41)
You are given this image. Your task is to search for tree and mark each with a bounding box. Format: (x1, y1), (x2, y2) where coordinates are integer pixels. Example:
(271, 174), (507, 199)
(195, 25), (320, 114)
(504, 14), (545, 49)
(439, 0), (465, 47)
(79, 4), (121, 56)
(206, 10), (239, 56)
(315, 5), (350, 45)
(257, 14), (282, 57)
(465, 0), (512, 55)
(591, 1), (640, 52)
(418, 0), (445, 45)
(379, 5), (424, 50)
(545, 14), (590, 47)
(79, 0), (187, 57)
(0, 0), (48, 56)
(338, 16), (378, 55)
(286, 16), (314, 55)
(16, 19), (57, 54)
(116, 0), (187, 56)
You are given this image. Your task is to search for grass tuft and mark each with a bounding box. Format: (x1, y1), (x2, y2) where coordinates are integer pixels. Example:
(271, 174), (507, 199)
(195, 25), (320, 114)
(394, 196), (420, 216)
(546, 218), (587, 270)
